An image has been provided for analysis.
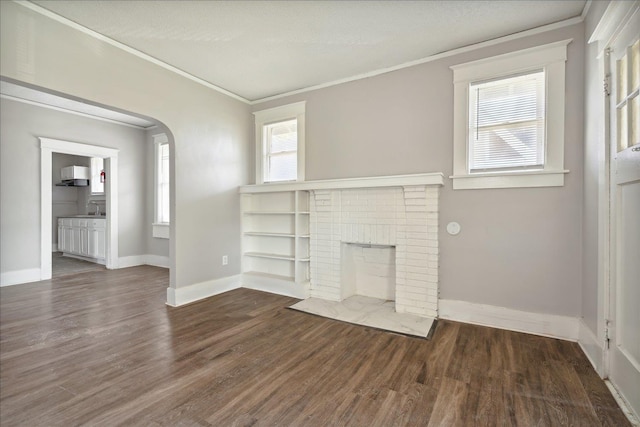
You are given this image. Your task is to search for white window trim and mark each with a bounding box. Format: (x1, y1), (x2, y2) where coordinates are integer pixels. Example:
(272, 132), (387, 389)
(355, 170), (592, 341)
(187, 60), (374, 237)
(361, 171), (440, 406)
(153, 133), (169, 239)
(450, 40), (572, 190)
(254, 101), (306, 184)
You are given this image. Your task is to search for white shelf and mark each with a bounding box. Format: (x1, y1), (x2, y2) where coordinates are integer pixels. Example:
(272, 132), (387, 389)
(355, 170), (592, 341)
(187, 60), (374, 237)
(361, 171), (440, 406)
(244, 211), (296, 215)
(243, 271), (294, 282)
(244, 232), (295, 237)
(239, 173), (445, 193)
(245, 252), (296, 261)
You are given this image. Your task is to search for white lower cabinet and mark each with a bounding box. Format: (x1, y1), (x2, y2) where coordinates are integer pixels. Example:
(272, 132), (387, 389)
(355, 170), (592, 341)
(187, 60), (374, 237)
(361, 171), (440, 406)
(88, 226), (106, 259)
(57, 218), (106, 262)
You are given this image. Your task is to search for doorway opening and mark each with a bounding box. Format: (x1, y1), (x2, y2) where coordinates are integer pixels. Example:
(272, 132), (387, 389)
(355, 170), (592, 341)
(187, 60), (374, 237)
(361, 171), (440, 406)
(40, 138), (119, 280)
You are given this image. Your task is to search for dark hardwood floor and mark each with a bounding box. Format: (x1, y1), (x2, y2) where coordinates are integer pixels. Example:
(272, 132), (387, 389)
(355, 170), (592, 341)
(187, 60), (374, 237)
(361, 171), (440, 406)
(0, 266), (630, 426)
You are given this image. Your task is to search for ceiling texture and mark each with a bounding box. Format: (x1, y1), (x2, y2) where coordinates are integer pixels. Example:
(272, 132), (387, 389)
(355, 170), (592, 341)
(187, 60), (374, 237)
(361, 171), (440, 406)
(29, 0), (587, 103)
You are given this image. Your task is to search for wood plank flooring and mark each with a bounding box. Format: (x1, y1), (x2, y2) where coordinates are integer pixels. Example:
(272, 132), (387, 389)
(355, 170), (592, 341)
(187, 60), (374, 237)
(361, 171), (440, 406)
(0, 266), (630, 426)
(52, 252), (106, 278)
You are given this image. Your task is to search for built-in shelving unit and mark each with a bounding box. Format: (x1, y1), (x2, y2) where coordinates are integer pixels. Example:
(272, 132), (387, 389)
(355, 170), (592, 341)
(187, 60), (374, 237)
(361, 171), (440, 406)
(240, 190), (310, 298)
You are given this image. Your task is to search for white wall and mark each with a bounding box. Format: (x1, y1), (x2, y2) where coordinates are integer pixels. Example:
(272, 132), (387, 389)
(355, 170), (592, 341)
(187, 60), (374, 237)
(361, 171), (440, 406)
(0, 97), (148, 276)
(253, 23), (585, 319)
(0, 1), (252, 291)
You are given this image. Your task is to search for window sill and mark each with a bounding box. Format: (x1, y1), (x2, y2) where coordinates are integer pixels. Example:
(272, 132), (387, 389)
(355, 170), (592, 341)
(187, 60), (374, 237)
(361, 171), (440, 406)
(153, 223), (170, 239)
(450, 170), (569, 190)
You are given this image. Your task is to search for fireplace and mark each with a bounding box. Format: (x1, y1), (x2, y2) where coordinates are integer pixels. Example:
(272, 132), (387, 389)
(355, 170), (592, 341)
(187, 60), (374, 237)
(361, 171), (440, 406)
(310, 185), (439, 318)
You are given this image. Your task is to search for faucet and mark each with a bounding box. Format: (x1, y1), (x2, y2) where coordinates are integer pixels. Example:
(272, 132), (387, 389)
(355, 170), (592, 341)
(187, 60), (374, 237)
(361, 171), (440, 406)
(88, 201), (101, 216)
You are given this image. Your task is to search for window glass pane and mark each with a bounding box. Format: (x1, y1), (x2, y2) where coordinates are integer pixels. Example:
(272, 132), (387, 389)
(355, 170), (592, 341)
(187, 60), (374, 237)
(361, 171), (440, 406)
(267, 119), (297, 153)
(631, 95), (639, 147)
(157, 143), (170, 223)
(264, 119), (298, 182)
(618, 54), (628, 102)
(469, 71), (545, 172)
(631, 40), (639, 92)
(473, 123), (542, 170)
(268, 153), (297, 182)
(618, 105), (628, 152)
(90, 157), (104, 194)
(475, 77), (540, 127)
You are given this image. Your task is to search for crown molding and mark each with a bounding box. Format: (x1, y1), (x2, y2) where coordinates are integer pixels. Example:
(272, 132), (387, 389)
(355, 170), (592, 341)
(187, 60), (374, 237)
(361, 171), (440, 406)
(15, 0), (585, 106)
(14, 0), (251, 104)
(250, 15), (584, 104)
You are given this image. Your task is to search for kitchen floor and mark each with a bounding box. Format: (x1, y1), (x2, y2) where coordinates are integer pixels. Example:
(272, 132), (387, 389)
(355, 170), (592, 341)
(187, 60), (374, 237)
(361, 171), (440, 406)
(52, 251), (105, 278)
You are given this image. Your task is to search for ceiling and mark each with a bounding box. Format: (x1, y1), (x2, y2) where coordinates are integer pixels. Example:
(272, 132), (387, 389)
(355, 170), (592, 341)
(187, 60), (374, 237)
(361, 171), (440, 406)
(30, 1), (587, 103)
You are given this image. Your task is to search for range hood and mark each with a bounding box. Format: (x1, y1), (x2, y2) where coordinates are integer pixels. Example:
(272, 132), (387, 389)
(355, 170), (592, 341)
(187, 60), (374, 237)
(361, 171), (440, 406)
(56, 179), (89, 187)
(56, 166), (90, 187)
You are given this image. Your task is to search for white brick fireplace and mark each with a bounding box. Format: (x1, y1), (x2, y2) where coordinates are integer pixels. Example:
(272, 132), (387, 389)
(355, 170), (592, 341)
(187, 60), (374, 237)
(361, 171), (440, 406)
(239, 173), (444, 320)
(309, 179), (441, 318)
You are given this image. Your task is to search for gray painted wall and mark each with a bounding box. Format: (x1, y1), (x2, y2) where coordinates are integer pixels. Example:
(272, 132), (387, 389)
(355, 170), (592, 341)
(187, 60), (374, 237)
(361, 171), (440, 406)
(1, 1), (252, 289)
(253, 23), (585, 318)
(0, 97), (148, 274)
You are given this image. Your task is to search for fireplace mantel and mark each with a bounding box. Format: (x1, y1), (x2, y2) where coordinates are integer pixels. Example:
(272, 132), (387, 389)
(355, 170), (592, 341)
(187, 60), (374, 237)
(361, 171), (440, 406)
(239, 173), (444, 193)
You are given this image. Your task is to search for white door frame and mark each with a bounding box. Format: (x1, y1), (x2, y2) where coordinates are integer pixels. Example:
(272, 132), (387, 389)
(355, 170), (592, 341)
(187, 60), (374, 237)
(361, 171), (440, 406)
(589, 1), (640, 421)
(40, 138), (119, 279)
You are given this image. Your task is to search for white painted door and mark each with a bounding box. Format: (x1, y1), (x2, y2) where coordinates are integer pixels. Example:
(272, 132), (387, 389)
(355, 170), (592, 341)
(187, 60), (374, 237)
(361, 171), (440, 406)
(607, 7), (640, 417)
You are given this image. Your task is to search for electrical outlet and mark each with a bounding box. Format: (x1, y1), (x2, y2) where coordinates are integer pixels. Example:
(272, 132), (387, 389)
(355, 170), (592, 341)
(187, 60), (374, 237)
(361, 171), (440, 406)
(222, 255), (228, 266)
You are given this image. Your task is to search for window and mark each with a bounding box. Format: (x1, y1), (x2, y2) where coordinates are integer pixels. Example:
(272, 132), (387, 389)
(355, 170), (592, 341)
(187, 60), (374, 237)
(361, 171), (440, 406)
(451, 40), (570, 189)
(90, 157), (104, 195)
(254, 102), (305, 184)
(153, 133), (170, 239)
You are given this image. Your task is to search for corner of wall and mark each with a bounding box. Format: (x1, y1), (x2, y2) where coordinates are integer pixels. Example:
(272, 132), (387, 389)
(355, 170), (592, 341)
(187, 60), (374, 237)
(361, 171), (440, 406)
(165, 274), (242, 307)
(578, 318), (605, 376)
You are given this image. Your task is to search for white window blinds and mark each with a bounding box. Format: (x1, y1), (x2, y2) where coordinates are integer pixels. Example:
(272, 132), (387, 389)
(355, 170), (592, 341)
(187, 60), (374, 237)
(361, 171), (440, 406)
(264, 119), (297, 182)
(468, 70), (546, 172)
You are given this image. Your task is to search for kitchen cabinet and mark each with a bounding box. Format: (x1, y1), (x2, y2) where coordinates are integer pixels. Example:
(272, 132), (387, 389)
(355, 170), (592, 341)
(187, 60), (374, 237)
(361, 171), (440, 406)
(57, 217), (106, 262)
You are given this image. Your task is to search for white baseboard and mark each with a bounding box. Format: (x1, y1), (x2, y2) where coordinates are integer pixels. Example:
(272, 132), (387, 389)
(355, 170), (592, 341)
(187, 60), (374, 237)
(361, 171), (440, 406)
(605, 381), (640, 426)
(242, 273), (310, 299)
(0, 268), (42, 287)
(578, 319), (604, 376)
(438, 299), (579, 342)
(118, 255), (169, 269)
(52, 244), (58, 252)
(166, 274), (242, 307)
(143, 255), (170, 268)
(118, 255), (147, 269)
(64, 253), (106, 265)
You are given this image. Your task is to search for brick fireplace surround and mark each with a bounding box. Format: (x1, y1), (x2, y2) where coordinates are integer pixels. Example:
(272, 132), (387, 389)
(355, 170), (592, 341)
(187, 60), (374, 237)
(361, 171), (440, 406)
(310, 181), (441, 318)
